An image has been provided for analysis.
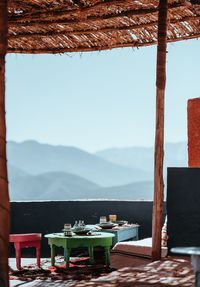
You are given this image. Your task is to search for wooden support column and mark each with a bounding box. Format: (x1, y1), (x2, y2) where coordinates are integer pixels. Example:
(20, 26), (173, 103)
(0, 1), (10, 287)
(152, 0), (168, 261)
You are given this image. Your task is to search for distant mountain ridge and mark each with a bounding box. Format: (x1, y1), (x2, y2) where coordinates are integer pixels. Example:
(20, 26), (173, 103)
(8, 165), (153, 201)
(93, 181), (154, 200)
(7, 140), (150, 187)
(96, 142), (188, 175)
(8, 168), (99, 201)
(7, 140), (187, 201)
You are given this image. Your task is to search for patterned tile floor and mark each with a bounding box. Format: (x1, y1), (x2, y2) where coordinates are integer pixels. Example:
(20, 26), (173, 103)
(9, 257), (194, 287)
(9, 257), (113, 287)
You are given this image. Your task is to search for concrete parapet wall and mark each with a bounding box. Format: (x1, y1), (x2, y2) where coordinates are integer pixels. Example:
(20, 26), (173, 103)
(10, 200), (158, 257)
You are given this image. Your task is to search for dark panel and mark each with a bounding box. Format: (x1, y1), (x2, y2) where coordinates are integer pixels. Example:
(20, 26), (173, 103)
(167, 168), (200, 254)
(10, 200), (155, 257)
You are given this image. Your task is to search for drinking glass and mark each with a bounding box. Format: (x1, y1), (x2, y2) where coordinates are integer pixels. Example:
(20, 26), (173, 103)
(99, 216), (107, 223)
(109, 215), (117, 222)
(78, 220), (85, 227)
(64, 223), (71, 230)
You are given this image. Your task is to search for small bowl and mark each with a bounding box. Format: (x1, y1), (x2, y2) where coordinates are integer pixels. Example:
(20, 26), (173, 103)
(98, 222), (115, 229)
(72, 228), (91, 235)
(111, 220), (128, 226)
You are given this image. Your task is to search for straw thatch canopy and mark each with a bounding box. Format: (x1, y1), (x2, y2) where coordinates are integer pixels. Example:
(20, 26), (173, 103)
(8, 0), (200, 54)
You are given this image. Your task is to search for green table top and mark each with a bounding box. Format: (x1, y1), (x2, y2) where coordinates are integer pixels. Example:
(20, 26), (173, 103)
(45, 232), (115, 240)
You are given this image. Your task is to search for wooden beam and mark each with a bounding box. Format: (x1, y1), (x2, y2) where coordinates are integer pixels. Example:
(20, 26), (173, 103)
(9, 0), (45, 11)
(7, 41), (153, 54)
(0, 1), (10, 287)
(152, 0), (168, 261)
(8, 1), (185, 25)
(8, 0), (128, 21)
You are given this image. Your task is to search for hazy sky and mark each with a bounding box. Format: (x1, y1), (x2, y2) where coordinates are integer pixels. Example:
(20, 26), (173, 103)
(6, 39), (200, 152)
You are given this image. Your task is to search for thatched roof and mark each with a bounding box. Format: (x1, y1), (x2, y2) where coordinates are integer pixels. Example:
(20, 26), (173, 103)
(8, 0), (200, 54)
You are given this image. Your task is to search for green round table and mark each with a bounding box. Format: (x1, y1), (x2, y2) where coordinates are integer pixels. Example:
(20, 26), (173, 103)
(45, 232), (115, 268)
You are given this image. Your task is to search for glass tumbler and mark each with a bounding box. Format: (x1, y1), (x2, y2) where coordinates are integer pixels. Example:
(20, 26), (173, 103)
(99, 216), (107, 224)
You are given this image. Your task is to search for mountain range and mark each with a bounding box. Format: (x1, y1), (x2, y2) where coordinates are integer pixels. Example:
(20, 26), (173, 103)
(7, 141), (150, 187)
(96, 142), (187, 175)
(7, 140), (188, 201)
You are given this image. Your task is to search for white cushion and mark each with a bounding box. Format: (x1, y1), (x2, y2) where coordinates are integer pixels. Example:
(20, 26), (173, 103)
(112, 237), (167, 258)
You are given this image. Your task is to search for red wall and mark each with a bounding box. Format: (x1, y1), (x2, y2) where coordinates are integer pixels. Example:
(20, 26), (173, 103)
(188, 98), (200, 167)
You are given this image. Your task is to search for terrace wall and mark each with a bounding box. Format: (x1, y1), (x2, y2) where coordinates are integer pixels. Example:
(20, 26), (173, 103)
(10, 200), (160, 257)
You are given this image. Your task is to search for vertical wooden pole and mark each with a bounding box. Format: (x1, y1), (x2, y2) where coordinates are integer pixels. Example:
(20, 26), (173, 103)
(152, 0), (168, 261)
(0, 1), (10, 287)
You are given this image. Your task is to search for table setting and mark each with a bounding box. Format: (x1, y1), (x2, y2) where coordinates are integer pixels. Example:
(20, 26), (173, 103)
(96, 215), (139, 231)
(45, 215), (139, 268)
(62, 221), (97, 237)
(61, 215), (136, 237)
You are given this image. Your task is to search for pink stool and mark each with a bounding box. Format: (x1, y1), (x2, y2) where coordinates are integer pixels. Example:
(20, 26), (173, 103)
(9, 233), (42, 270)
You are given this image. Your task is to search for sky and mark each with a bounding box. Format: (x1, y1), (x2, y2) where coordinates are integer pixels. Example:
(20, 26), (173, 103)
(6, 39), (200, 152)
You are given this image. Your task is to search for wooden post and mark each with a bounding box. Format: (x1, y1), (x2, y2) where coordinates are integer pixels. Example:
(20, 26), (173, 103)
(0, 1), (10, 286)
(152, 0), (168, 261)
